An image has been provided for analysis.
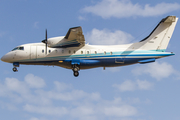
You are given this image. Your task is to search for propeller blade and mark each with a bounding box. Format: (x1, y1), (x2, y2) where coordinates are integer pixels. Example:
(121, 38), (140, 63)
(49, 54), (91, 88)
(45, 29), (47, 54)
(41, 29), (48, 54)
(46, 29), (47, 40)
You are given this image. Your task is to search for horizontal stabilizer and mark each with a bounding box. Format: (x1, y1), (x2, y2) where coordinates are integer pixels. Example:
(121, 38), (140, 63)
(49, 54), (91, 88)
(138, 58), (155, 64)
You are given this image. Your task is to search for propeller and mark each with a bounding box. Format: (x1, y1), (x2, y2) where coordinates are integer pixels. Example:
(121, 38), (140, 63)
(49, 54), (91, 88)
(42, 29), (48, 54)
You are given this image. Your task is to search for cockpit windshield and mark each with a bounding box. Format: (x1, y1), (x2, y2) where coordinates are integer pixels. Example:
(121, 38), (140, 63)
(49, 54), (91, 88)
(12, 46), (24, 51)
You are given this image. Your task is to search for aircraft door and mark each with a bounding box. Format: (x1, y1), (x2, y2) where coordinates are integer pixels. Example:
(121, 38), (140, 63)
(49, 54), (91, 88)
(86, 50), (91, 57)
(37, 46), (45, 58)
(30, 46), (37, 59)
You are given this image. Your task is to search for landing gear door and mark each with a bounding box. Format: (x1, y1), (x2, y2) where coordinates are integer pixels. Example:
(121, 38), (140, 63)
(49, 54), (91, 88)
(30, 46), (37, 59)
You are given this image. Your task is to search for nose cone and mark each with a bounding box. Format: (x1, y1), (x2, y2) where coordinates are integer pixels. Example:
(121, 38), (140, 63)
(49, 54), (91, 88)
(1, 54), (11, 63)
(1, 55), (7, 62)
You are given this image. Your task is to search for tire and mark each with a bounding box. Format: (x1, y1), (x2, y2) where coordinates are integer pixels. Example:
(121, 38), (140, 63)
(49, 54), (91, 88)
(13, 67), (17, 72)
(74, 71), (79, 77)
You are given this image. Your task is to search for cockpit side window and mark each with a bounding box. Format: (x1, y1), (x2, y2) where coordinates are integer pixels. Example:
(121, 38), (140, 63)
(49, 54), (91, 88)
(19, 47), (24, 50)
(12, 46), (24, 51)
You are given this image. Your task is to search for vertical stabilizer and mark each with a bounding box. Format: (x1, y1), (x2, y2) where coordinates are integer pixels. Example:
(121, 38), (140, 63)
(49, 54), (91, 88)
(139, 16), (178, 51)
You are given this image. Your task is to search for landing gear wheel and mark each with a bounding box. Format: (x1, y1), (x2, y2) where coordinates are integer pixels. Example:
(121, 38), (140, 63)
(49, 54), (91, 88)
(13, 67), (18, 72)
(74, 71), (79, 77)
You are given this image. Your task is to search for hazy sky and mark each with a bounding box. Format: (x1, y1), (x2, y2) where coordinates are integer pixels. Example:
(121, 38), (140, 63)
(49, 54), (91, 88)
(0, 0), (180, 120)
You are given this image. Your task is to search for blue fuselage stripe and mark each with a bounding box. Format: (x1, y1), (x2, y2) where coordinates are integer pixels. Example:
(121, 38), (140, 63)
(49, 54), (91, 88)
(18, 51), (174, 69)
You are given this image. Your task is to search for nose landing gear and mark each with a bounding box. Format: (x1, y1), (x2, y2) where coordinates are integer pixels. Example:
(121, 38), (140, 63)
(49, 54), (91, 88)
(12, 62), (19, 72)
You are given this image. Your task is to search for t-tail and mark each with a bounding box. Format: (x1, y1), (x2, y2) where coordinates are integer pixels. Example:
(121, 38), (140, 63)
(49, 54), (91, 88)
(134, 16), (178, 52)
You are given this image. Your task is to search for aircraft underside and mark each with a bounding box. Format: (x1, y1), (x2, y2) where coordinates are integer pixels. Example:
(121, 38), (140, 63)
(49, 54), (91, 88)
(17, 57), (158, 73)
(19, 57), (139, 69)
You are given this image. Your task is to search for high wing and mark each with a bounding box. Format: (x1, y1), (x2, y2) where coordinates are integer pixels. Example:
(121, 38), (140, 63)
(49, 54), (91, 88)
(49, 26), (85, 48)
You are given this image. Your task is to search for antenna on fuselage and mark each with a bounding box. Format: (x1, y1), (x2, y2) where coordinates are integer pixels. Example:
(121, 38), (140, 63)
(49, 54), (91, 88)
(41, 29), (48, 54)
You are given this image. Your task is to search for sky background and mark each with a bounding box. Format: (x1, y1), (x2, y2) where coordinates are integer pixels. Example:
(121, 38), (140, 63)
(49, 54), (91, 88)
(0, 0), (180, 120)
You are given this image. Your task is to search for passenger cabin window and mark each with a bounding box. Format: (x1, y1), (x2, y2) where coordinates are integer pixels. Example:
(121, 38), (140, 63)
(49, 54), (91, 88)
(49, 50), (51, 53)
(74, 50), (76, 54)
(12, 46), (24, 51)
(104, 51), (106, 55)
(81, 51), (83, 54)
(69, 50), (71, 54)
(110, 52), (113, 55)
(42, 50), (44, 53)
(87, 51), (89, 54)
(95, 51), (97, 54)
(62, 50), (64, 54)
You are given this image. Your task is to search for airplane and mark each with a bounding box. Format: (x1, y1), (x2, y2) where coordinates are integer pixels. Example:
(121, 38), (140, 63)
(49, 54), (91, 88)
(1, 16), (178, 77)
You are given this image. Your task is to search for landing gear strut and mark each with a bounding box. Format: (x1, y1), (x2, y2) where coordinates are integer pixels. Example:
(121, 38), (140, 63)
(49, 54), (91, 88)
(72, 65), (80, 77)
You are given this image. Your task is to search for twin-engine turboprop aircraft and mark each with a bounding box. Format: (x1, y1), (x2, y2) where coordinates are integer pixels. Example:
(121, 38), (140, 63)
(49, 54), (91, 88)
(1, 16), (178, 77)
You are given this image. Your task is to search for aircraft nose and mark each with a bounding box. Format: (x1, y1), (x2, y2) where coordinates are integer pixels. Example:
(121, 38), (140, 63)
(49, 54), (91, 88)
(1, 54), (11, 62)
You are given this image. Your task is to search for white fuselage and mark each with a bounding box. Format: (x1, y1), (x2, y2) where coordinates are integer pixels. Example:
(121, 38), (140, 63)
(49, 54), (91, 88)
(1, 41), (174, 70)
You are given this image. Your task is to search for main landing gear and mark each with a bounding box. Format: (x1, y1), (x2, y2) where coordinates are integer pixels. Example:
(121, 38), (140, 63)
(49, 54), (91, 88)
(72, 65), (80, 77)
(12, 62), (19, 72)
